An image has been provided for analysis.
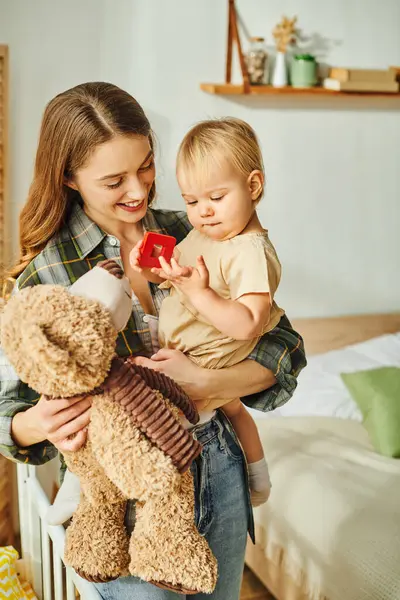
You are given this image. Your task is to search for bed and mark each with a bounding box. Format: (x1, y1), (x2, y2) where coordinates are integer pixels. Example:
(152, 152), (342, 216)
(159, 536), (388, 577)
(245, 313), (400, 600)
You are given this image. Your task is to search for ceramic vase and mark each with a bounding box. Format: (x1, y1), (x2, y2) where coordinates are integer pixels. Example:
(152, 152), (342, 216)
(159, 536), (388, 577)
(272, 51), (288, 87)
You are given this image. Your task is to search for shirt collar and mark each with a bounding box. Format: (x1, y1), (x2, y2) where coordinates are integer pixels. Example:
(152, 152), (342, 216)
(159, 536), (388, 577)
(67, 201), (107, 259)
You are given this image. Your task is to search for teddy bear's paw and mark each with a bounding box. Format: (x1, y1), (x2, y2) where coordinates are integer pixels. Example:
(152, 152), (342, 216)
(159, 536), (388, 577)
(150, 580), (198, 595)
(128, 468), (219, 594)
(129, 528), (218, 595)
(64, 499), (130, 583)
(75, 569), (119, 584)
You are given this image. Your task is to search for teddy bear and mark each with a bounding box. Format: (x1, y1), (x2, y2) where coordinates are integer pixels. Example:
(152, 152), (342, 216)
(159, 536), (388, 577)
(0, 260), (218, 594)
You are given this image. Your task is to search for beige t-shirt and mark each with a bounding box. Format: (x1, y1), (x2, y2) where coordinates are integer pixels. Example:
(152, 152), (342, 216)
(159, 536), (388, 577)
(158, 229), (285, 371)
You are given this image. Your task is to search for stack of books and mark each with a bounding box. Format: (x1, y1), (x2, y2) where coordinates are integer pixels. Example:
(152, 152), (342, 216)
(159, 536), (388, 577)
(323, 67), (399, 93)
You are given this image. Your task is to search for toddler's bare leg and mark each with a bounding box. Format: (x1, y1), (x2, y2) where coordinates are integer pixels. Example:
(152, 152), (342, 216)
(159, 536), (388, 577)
(222, 399), (263, 462)
(222, 400), (271, 507)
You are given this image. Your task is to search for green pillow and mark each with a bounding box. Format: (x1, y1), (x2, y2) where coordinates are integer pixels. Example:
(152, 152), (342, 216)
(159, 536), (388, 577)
(341, 367), (400, 458)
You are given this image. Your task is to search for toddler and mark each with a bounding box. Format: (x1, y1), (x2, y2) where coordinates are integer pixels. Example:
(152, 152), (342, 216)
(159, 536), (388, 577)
(131, 118), (285, 506)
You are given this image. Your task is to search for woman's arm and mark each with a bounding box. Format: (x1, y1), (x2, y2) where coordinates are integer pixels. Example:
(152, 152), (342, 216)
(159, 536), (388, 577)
(195, 357), (276, 401)
(0, 343), (91, 464)
(131, 315), (306, 412)
(0, 380), (56, 465)
(0, 341), (53, 464)
(131, 348), (276, 403)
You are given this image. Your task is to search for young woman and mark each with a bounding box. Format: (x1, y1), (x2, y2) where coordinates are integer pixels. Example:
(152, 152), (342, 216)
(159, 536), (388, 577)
(0, 82), (306, 600)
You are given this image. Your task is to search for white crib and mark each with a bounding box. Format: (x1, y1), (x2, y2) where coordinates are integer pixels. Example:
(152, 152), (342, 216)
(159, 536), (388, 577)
(17, 463), (101, 600)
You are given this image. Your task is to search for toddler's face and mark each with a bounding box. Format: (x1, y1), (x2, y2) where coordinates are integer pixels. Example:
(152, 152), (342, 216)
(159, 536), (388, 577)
(177, 158), (259, 241)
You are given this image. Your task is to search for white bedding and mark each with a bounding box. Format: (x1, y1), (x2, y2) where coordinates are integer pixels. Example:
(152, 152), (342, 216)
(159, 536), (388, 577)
(247, 332), (400, 421)
(251, 417), (400, 600)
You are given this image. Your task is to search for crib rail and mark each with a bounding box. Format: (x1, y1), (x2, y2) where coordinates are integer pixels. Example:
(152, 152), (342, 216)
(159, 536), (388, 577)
(17, 463), (101, 600)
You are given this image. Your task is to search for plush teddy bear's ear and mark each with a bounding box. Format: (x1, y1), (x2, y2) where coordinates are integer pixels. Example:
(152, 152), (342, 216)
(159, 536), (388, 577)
(1, 288), (70, 391)
(21, 321), (71, 377)
(1, 283), (117, 398)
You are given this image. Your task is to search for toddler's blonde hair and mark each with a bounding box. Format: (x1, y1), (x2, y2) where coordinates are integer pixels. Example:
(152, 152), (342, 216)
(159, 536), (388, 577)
(176, 117), (265, 200)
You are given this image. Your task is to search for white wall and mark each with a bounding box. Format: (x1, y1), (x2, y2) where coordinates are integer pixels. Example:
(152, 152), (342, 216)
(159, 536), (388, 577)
(1, 0), (399, 318)
(0, 0), (105, 248)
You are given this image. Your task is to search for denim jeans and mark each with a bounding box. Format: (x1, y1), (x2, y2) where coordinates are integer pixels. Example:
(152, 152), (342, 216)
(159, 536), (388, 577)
(95, 412), (253, 600)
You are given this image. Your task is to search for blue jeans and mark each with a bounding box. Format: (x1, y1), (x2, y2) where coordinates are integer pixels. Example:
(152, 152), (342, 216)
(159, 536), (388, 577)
(95, 412), (254, 600)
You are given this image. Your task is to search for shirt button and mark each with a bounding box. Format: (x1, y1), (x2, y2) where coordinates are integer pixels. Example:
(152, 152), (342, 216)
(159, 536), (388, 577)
(109, 236), (118, 247)
(143, 315), (149, 323)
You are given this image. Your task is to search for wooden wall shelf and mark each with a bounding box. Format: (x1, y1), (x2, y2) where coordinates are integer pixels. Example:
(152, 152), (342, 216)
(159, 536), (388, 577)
(200, 83), (400, 98)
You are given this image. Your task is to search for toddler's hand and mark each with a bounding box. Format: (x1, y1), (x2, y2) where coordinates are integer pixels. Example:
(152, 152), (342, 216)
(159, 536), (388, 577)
(129, 240), (144, 273)
(151, 255), (193, 281)
(153, 255), (210, 296)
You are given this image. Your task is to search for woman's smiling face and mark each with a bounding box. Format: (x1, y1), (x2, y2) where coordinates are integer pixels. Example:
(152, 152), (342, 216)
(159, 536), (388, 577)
(67, 134), (155, 231)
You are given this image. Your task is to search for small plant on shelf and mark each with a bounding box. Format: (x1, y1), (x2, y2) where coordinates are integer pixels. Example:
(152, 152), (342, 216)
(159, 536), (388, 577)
(272, 16), (298, 53)
(271, 15), (298, 87)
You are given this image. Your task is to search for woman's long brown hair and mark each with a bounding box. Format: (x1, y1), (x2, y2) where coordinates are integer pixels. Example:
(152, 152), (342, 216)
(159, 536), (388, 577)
(10, 82), (155, 279)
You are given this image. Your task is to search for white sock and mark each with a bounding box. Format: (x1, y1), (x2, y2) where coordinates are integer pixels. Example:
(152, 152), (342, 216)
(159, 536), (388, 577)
(248, 457), (271, 507)
(46, 470), (81, 525)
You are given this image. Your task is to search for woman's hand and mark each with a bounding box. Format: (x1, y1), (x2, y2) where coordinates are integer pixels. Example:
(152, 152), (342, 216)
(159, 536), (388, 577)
(130, 348), (207, 400)
(12, 395), (92, 453)
(129, 239), (164, 284)
(129, 239), (144, 273)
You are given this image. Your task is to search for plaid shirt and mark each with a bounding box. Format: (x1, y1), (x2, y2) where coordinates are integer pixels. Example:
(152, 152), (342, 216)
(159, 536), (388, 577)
(0, 201), (306, 466)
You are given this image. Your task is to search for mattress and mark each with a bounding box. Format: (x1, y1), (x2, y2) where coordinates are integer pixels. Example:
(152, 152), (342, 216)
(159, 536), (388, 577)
(246, 417), (400, 600)
(247, 332), (400, 422)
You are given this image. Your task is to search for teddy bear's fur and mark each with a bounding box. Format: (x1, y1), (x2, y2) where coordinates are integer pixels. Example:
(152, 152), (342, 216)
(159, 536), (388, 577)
(0, 279), (217, 593)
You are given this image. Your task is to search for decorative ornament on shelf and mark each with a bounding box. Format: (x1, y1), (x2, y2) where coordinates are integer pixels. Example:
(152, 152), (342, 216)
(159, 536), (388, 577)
(271, 15), (298, 88)
(245, 37), (269, 85)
